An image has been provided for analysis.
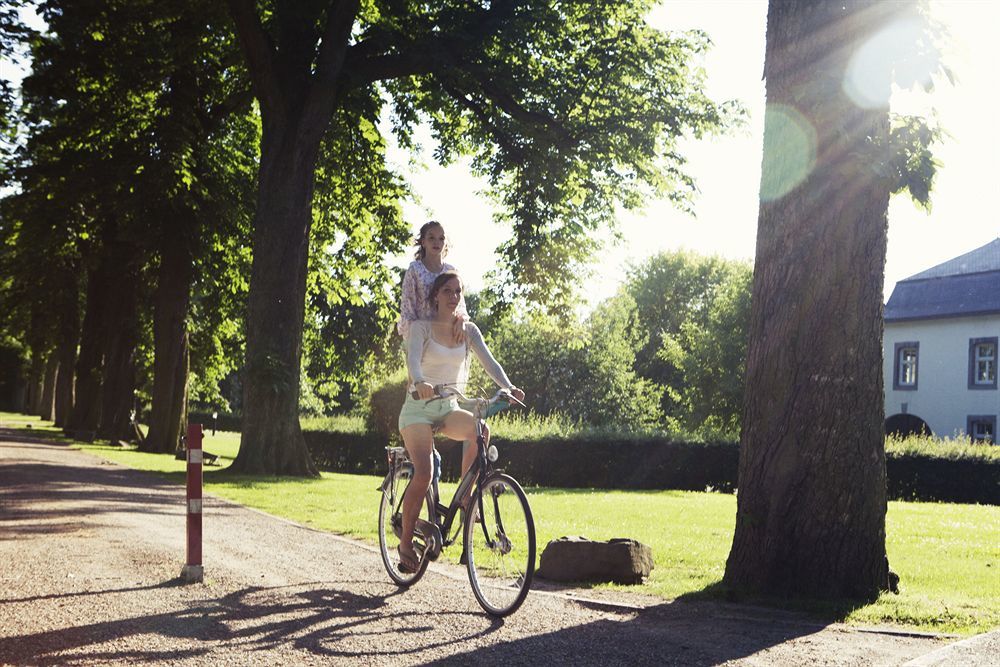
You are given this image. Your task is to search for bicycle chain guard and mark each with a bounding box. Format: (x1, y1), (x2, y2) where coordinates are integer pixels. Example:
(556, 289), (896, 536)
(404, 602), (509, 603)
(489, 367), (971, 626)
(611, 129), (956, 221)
(414, 518), (443, 561)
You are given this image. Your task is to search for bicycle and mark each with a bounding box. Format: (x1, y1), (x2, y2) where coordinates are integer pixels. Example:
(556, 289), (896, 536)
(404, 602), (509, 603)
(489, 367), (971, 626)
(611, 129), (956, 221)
(377, 385), (536, 617)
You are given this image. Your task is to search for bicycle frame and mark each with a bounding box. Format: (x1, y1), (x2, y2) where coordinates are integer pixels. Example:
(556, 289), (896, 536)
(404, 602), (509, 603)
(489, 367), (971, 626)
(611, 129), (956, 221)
(381, 387), (516, 561)
(430, 409), (491, 552)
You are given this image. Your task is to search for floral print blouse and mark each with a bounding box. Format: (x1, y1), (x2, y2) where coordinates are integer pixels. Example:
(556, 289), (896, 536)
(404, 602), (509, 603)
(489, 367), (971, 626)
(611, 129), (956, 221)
(397, 260), (467, 339)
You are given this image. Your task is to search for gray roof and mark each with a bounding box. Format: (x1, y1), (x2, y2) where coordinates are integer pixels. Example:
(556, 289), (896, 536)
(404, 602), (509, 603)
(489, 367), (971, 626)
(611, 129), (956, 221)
(885, 271), (1000, 322)
(905, 238), (1000, 280)
(886, 239), (1000, 322)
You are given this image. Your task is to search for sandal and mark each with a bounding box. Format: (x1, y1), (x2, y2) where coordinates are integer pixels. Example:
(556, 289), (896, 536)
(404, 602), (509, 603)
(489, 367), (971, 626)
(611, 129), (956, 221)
(397, 545), (420, 574)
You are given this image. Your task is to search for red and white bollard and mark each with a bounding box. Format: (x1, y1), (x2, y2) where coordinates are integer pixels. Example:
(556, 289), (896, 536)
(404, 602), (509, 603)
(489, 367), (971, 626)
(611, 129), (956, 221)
(180, 423), (204, 583)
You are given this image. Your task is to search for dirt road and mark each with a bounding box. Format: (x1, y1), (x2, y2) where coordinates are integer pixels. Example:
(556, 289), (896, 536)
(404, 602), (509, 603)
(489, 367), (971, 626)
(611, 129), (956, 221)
(0, 433), (992, 665)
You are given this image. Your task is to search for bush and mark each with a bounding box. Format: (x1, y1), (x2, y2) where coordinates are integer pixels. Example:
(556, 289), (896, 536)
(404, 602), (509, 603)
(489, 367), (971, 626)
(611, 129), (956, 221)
(887, 456), (999, 504)
(365, 366), (407, 439)
(482, 305), (662, 429)
(303, 430), (389, 475)
(188, 410), (242, 433)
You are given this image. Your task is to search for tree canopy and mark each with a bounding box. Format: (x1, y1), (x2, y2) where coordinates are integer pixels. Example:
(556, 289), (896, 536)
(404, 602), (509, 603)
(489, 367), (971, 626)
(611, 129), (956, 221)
(226, 0), (741, 475)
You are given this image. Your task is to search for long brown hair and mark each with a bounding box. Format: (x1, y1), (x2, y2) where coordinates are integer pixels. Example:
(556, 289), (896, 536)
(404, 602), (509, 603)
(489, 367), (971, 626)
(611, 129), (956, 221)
(414, 220), (448, 260)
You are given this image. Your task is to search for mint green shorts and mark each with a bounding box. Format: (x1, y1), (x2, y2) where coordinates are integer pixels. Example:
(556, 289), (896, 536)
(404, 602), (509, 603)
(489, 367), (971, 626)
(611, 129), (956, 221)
(398, 394), (461, 431)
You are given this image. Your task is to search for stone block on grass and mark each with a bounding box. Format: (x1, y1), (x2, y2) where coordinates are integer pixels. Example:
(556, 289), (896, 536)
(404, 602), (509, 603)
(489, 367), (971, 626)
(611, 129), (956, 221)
(537, 536), (653, 585)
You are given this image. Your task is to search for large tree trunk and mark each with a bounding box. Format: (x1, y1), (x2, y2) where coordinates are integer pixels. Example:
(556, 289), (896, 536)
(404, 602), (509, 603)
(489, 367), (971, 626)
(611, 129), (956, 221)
(24, 359), (43, 415)
(97, 243), (141, 443)
(724, 0), (895, 599)
(144, 226), (193, 454)
(38, 355), (58, 421)
(54, 288), (80, 428)
(24, 321), (45, 415)
(68, 263), (110, 435)
(229, 122), (319, 477)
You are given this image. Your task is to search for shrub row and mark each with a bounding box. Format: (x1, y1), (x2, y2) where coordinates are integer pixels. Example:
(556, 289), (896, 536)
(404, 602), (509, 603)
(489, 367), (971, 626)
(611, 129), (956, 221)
(189, 410), (242, 434)
(301, 430), (1000, 505)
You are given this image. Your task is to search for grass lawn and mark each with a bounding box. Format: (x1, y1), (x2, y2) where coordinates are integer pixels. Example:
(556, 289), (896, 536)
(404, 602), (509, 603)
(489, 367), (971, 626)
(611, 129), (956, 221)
(2, 412), (996, 635)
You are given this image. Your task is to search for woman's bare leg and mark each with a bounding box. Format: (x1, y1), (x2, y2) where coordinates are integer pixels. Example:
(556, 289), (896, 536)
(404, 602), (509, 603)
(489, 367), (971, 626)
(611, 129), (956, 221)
(399, 423), (434, 560)
(440, 410), (483, 507)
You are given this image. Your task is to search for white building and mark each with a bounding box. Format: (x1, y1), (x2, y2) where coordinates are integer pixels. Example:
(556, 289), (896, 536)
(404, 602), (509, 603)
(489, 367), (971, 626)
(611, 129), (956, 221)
(883, 238), (1000, 443)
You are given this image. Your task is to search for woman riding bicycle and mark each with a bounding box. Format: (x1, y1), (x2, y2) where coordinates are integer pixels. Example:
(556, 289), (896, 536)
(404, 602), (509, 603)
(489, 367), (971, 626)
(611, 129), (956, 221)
(396, 270), (525, 573)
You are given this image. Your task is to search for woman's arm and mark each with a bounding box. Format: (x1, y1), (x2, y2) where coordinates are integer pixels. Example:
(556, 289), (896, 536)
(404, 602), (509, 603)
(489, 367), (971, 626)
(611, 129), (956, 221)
(406, 321), (427, 386)
(465, 323), (515, 390)
(397, 264), (420, 338)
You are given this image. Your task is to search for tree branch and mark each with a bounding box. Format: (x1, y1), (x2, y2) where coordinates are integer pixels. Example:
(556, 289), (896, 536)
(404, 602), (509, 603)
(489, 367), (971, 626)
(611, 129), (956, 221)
(225, 0), (281, 118)
(315, 0), (361, 84)
(300, 0), (362, 145)
(202, 87), (256, 133)
(442, 82), (524, 162)
(472, 74), (574, 147)
(344, 40), (455, 86)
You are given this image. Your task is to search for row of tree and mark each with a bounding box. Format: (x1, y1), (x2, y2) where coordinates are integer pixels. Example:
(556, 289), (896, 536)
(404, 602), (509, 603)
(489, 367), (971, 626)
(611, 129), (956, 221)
(0, 0), (736, 473)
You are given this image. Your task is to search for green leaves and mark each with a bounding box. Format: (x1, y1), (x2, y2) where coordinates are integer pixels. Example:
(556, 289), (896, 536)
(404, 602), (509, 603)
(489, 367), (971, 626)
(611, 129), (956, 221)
(369, 0), (740, 312)
(883, 113), (942, 211)
(623, 250), (752, 434)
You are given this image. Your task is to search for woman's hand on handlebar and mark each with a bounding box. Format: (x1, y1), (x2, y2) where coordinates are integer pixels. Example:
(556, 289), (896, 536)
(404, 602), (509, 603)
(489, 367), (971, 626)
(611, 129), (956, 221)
(509, 386), (525, 403)
(415, 382), (436, 400)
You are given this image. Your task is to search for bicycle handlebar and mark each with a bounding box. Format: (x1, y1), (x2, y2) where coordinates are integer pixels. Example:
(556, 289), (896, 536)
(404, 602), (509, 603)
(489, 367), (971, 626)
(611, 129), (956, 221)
(411, 384), (526, 412)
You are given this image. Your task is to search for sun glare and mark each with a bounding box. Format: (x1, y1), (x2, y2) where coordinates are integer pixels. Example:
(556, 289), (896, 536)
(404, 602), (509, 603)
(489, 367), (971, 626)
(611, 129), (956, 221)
(759, 104), (815, 202)
(844, 17), (929, 109)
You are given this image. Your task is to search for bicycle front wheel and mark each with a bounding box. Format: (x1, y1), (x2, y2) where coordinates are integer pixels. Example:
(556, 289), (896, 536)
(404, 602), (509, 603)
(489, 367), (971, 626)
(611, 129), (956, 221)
(465, 473), (536, 616)
(378, 464), (432, 586)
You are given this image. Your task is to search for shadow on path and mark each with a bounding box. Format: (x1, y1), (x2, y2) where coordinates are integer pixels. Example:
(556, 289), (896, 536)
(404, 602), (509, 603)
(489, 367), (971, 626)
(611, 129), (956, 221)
(0, 581), (504, 664)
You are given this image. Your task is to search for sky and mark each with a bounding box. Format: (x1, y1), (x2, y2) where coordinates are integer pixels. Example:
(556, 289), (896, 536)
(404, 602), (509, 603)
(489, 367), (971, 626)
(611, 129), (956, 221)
(387, 0), (1000, 307)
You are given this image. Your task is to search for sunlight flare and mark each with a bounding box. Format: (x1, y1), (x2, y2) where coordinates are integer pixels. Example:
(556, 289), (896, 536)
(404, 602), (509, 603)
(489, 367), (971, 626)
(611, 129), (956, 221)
(759, 103), (816, 202)
(844, 17), (930, 109)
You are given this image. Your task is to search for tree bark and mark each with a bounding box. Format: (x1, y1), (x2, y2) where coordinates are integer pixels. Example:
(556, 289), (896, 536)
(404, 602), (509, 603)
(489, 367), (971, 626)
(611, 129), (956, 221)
(229, 121), (320, 476)
(67, 262), (110, 435)
(38, 354), (58, 421)
(96, 242), (141, 443)
(723, 0), (895, 599)
(144, 225), (193, 454)
(24, 361), (43, 415)
(53, 288), (80, 428)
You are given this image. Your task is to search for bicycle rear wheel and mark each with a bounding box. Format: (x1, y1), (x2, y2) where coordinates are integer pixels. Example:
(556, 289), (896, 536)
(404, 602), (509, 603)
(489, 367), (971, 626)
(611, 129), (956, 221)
(378, 464), (432, 586)
(464, 473), (535, 616)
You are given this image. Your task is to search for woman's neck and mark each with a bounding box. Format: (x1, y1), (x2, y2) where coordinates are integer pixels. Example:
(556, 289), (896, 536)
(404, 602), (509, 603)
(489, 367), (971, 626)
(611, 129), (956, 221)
(434, 309), (455, 324)
(421, 255), (443, 272)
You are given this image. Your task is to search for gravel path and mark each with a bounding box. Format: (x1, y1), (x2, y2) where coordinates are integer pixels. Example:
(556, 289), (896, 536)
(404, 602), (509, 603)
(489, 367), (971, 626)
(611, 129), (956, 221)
(0, 433), (991, 666)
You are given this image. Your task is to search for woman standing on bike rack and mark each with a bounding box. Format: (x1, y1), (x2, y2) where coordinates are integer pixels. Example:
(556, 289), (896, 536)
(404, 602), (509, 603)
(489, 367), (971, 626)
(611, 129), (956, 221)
(396, 270), (524, 573)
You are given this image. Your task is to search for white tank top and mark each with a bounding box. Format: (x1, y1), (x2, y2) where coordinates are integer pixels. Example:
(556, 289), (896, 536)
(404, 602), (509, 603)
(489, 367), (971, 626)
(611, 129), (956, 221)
(419, 336), (467, 388)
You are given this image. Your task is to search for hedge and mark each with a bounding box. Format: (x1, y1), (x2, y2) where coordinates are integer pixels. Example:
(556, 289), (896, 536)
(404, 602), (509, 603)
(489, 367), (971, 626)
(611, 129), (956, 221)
(189, 410), (242, 434)
(301, 430), (999, 505)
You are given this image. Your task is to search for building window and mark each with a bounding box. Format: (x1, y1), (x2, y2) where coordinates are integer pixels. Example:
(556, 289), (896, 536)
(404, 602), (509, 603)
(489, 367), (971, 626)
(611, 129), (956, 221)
(968, 337), (998, 390)
(966, 415), (996, 444)
(893, 342), (919, 390)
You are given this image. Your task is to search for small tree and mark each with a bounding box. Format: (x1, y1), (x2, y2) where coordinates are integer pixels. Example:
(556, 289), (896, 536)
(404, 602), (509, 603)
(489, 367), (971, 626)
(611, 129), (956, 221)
(622, 250), (752, 423)
(659, 263), (751, 437)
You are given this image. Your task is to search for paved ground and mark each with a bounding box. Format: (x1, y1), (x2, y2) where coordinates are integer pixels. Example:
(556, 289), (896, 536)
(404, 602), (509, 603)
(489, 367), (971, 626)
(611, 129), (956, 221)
(0, 432), (996, 666)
